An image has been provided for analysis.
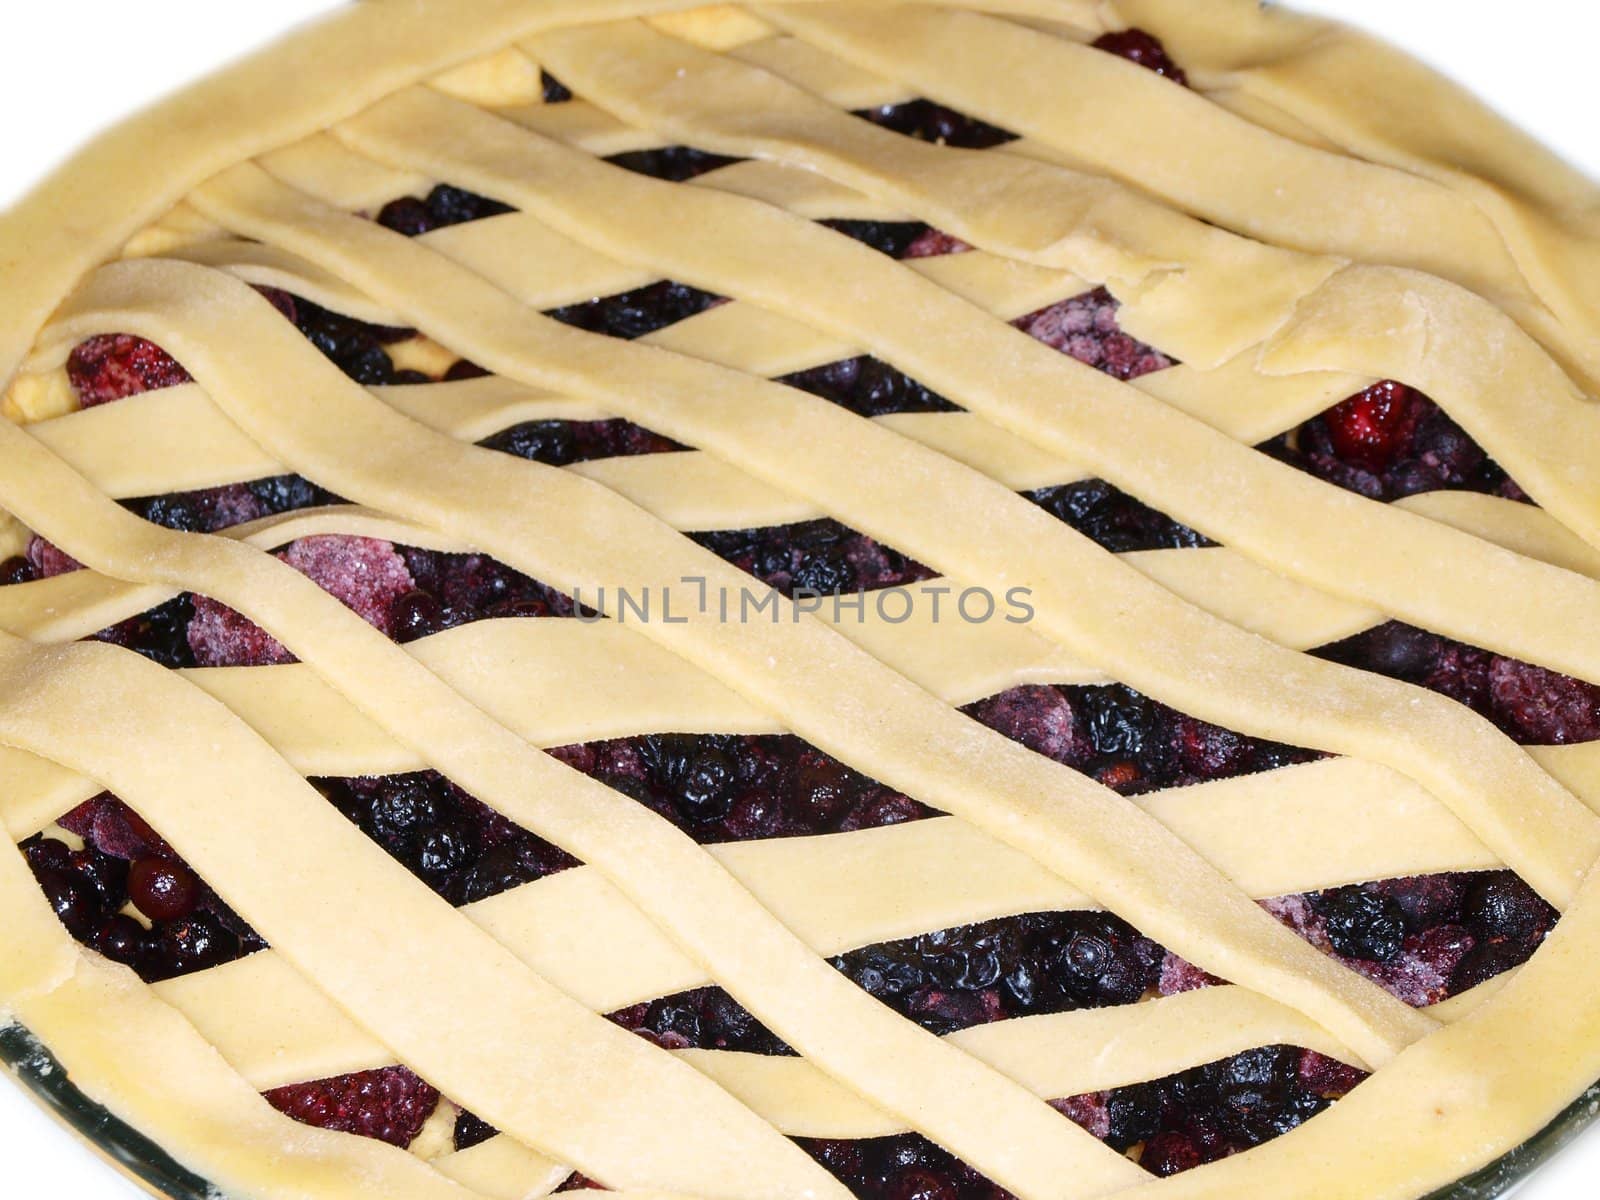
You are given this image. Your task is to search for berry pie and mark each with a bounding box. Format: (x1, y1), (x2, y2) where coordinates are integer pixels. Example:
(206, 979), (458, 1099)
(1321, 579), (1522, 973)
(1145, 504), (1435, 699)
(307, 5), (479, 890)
(5, 2), (1600, 1198)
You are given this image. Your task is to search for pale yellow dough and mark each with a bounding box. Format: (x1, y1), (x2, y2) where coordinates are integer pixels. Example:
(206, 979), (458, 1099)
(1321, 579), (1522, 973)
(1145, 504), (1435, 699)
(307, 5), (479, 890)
(2, 3), (1600, 1200)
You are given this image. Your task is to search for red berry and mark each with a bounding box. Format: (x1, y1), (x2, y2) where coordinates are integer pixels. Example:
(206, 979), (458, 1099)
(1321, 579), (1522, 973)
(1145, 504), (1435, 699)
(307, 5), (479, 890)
(263, 1067), (441, 1148)
(1140, 1130), (1203, 1176)
(900, 228), (972, 259)
(25, 536), (82, 579)
(1014, 288), (1174, 381)
(67, 334), (191, 408)
(1320, 380), (1424, 472)
(1092, 29), (1189, 86)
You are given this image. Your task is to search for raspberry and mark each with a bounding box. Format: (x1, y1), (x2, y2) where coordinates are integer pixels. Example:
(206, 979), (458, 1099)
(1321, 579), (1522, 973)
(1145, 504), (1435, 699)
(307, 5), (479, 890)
(1014, 287), (1175, 380)
(1318, 380), (1425, 472)
(67, 334), (191, 408)
(26, 535), (82, 579)
(1487, 657), (1600, 744)
(188, 536), (416, 667)
(263, 1067), (440, 1148)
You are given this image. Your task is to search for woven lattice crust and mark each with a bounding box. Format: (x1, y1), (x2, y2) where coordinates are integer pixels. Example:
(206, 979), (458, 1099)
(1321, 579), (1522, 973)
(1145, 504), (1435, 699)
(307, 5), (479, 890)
(5, 4), (1600, 1199)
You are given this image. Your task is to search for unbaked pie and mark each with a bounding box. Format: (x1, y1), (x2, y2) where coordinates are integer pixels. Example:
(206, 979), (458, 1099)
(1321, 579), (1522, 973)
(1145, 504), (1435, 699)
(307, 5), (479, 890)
(5, 2), (1600, 1198)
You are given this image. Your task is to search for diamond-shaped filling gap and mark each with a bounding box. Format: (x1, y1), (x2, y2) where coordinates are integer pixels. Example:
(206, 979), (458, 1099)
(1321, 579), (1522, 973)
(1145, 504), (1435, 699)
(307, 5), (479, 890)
(20, 796), (266, 983)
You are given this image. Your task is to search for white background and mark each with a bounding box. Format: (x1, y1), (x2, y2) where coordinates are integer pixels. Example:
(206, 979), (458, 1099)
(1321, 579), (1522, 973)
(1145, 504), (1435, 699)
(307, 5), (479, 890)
(0, 2), (1595, 1197)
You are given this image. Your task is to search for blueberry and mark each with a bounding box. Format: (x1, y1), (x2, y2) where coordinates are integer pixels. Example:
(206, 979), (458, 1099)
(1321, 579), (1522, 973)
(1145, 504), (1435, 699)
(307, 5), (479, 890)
(93, 914), (150, 968)
(128, 857), (199, 921)
(153, 913), (241, 979)
(1460, 874), (1552, 943)
(1091, 29), (1189, 85)
(38, 869), (98, 936)
(376, 196), (438, 238)
(855, 99), (1016, 149)
(367, 779), (443, 841)
(391, 590), (444, 643)
(1105, 1082), (1163, 1151)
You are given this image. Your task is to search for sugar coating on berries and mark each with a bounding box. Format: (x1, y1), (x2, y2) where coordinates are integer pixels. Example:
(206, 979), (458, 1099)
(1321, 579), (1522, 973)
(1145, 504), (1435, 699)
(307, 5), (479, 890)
(67, 335), (192, 408)
(966, 682), (1313, 794)
(26, 536), (82, 579)
(1487, 657), (1600, 744)
(264, 1067), (440, 1148)
(1320, 620), (1600, 746)
(188, 536), (416, 667)
(1015, 287), (1175, 381)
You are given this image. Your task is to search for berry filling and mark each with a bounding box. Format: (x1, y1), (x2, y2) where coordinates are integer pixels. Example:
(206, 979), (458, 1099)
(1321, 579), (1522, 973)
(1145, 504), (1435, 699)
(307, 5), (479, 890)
(820, 220), (937, 259)
(692, 519), (934, 597)
(22, 27), (1567, 1177)
(1263, 380), (1522, 503)
(1013, 287), (1176, 381)
(605, 145), (742, 183)
(315, 770), (578, 907)
(965, 683), (1313, 794)
(1026, 480), (1208, 554)
(480, 416), (684, 464)
(1318, 620), (1600, 745)
(542, 71), (573, 104)
(376, 184), (515, 238)
(546, 280), (726, 340)
(782, 355), (959, 418)
(854, 100), (1017, 150)
(264, 1066), (440, 1150)
(187, 535), (419, 667)
(67, 335), (191, 408)
(20, 531), (582, 665)
(22, 797), (265, 983)
(1092, 29), (1190, 86)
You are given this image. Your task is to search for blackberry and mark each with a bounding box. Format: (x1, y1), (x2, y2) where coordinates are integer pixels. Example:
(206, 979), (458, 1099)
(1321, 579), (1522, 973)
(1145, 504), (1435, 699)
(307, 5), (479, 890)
(1316, 887), (1407, 962)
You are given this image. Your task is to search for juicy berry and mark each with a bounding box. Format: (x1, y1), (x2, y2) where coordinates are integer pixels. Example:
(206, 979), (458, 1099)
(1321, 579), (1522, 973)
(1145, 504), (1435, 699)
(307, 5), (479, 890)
(67, 335), (191, 408)
(1092, 29), (1189, 85)
(264, 1067), (440, 1149)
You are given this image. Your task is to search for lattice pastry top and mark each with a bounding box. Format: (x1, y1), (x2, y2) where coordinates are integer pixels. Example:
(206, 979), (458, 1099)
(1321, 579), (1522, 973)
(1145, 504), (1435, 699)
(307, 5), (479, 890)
(4, 2), (1600, 1198)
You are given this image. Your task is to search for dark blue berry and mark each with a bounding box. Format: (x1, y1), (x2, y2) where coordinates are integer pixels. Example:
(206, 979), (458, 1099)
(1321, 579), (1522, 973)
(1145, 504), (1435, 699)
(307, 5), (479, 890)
(1317, 887), (1407, 962)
